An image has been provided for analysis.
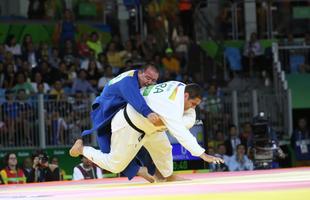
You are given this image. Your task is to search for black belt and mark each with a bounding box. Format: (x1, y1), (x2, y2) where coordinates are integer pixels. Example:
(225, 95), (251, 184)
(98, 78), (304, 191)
(123, 105), (145, 142)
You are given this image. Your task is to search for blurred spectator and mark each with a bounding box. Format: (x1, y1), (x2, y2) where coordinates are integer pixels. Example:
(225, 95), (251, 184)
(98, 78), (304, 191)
(0, 62), (4, 88)
(21, 34), (34, 55)
(57, 9), (77, 44)
(224, 125), (241, 156)
(172, 26), (190, 69)
(32, 61), (61, 85)
(22, 43), (39, 68)
(12, 72), (35, 95)
(15, 89), (33, 145)
(227, 144), (254, 171)
(27, 150), (61, 182)
(162, 48), (181, 76)
(37, 42), (50, 63)
(22, 157), (33, 183)
(81, 50), (103, 71)
(27, 0), (46, 19)
(242, 32), (264, 76)
(73, 156), (103, 180)
(31, 72), (51, 93)
(5, 35), (22, 57)
(72, 69), (97, 94)
(0, 152), (26, 184)
(98, 66), (113, 91)
(106, 42), (126, 74)
(291, 118), (310, 166)
(87, 32), (103, 58)
(216, 2), (231, 39)
(87, 60), (102, 89)
(140, 35), (158, 61)
(49, 47), (62, 68)
(61, 40), (77, 65)
(209, 144), (229, 172)
(49, 80), (65, 100)
(0, 44), (5, 62)
(178, 0), (193, 39)
(77, 33), (91, 59)
(1, 90), (19, 146)
(50, 156), (66, 180)
(19, 61), (33, 82)
(208, 130), (225, 149)
(240, 122), (253, 151)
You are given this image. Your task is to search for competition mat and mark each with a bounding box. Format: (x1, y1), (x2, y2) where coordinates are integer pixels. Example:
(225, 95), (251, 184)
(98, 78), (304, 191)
(0, 167), (309, 200)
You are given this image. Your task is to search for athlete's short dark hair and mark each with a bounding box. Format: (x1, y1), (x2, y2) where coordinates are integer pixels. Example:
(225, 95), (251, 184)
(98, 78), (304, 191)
(185, 83), (203, 99)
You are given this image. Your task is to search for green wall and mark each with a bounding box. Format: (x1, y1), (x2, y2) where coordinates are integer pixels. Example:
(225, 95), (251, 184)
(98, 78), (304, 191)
(287, 74), (310, 109)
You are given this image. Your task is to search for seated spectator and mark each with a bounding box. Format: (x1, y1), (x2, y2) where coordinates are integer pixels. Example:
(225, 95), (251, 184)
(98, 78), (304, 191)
(172, 26), (190, 69)
(208, 130), (225, 149)
(50, 156), (66, 180)
(0, 152), (26, 184)
(72, 156), (103, 180)
(72, 69), (97, 94)
(81, 49), (103, 71)
(240, 122), (253, 151)
(32, 61), (61, 86)
(106, 42), (126, 75)
(291, 118), (310, 166)
(87, 32), (103, 58)
(98, 66), (113, 91)
(77, 33), (90, 59)
(1, 90), (20, 146)
(5, 34), (22, 57)
(228, 144), (254, 171)
(49, 80), (65, 100)
(0, 44), (5, 62)
(210, 144), (230, 172)
(21, 34), (33, 55)
(22, 157), (33, 183)
(12, 72), (35, 95)
(87, 60), (102, 89)
(27, 150), (61, 182)
(22, 43), (39, 68)
(242, 32), (264, 76)
(61, 39), (77, 65)
(0, 62), (5, 88)
(162, 48), (181, 76)
(31, 72), (51, 94)
(3, 63), (16, 89)
(224, 125), (241, 156)
(49, 47), (62, 68)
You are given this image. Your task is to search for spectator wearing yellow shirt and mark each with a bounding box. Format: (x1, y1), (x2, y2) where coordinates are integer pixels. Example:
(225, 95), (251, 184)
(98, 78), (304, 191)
(0, 152), (26, 184)
(162, 48), (181, 75)
(106, 42), (126, 74)
(49, 80), (65, 100)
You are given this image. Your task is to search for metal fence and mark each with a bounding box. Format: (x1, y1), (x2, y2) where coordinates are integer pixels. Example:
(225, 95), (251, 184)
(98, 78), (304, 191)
(0, 85), (291, 149)
(200, 87), (290, 141)
(0, 94), (95, 150)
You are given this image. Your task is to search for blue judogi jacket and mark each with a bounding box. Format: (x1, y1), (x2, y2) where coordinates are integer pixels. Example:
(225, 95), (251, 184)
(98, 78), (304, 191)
(81, 70), (153, 136)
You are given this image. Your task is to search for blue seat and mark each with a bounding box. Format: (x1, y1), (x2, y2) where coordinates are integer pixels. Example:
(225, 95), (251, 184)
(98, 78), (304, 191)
(224, 47), (242, 71)
(289, 55), (305, 73)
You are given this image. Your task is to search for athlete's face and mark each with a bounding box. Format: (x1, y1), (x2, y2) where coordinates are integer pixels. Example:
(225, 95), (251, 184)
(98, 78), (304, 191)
(139, 68), (159, 87)
(184, 93), (201, 111)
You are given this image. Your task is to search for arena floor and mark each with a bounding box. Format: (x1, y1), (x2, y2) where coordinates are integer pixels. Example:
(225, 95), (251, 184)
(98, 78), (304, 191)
(0, 167), (309, 200)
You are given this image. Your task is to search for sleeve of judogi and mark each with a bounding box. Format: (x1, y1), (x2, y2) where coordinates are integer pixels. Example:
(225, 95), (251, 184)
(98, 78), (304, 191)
(163, 117), (205, 157)
(118, 77), (153, 117)
(183, 108), (196, 129)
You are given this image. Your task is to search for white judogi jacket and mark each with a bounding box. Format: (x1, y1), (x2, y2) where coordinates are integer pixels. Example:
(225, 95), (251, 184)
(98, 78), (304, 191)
(113, 81), (205, 157)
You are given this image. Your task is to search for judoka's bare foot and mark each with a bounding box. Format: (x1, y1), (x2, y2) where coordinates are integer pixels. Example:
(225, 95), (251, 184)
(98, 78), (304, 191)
(137, 167), (155, 183)
(154, 169), (166, 182)
(166, 174), (190, 182)
(69, 139), (83, 157)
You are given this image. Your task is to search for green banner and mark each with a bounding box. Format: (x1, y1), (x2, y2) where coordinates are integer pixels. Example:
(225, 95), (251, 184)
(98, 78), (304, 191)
(287, 74), (310, 109)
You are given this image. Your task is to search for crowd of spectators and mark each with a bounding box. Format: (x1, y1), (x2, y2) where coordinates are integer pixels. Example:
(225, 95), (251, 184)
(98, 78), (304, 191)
(0, 2), (309, 184)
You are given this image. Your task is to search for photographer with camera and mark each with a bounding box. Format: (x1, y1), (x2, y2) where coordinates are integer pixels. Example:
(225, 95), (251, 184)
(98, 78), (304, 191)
(27, 150), (61, 182)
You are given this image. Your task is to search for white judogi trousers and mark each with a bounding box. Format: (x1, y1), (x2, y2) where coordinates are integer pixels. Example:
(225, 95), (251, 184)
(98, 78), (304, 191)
(83, 106), (173, 177)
